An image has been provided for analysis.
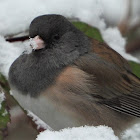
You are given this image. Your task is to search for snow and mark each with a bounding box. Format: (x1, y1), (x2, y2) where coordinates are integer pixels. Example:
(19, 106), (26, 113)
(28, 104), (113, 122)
(0, 0), (140, 139)
(0, 89), (8, 116)
(101, 27), (139, 62)
(36, 123), (140, 140)
(122, 123), (140, 140)
(0, 0), (139, 36)
(0, 36), (25, 78)
(0, 90), (5, 109)
(2, 110), (8, 116)
(27, 110), (53, 130)
(36, 126), (119, 140)
(101, 0), (140, 25)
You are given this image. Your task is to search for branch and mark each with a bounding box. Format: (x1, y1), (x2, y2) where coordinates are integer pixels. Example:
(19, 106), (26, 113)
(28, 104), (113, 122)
(126, 38), (140, 53)
(6, 35), (29, 42)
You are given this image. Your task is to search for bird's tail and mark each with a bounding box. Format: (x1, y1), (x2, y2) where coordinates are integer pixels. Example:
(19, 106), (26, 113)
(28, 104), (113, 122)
(124, 72), (140, 117)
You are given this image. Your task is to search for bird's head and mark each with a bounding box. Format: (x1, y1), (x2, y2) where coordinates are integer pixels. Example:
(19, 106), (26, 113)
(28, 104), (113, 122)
(29, 14), (90, 56)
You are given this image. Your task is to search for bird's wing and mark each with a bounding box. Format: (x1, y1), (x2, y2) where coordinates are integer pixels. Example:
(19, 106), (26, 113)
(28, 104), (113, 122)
(90, 39), (131, 72)
(74, 51), (140, 118)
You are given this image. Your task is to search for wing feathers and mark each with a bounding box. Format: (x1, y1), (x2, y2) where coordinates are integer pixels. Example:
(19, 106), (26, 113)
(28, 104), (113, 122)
(75, 39), (140, 118)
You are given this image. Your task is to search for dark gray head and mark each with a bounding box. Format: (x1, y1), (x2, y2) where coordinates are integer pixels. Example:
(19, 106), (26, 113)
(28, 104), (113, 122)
(9, 14), (91, 97)
(29, 14), (90, 54)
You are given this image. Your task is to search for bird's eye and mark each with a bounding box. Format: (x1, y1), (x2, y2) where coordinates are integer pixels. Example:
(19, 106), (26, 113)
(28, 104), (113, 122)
(52, 34), (60, 41)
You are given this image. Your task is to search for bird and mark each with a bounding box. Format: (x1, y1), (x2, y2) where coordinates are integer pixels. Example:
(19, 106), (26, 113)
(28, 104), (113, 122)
(8, 14), (140, 136)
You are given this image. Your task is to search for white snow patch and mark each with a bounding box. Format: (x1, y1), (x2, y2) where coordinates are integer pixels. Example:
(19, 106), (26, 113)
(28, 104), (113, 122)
(0, 36), (31, 78)
(0, 0), (139, 36)
(0, 91), (5, 109)
(27, 110), (53, 130)
(2, 109), (8, 116)
(9, 90), (13, 96)
(0, 0), (105, 36)
(0, 36), (25, 78)
(121, 123), (140, 140)
(36, 126), (119, 140)
(101, 27), (139, 62)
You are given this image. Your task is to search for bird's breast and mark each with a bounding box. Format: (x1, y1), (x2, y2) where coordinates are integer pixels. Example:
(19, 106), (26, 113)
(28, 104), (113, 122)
(11, 86), (82, 130)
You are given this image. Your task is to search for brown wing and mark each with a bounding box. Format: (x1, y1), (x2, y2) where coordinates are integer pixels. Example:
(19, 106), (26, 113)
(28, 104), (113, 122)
(74, 43), (140, 117)
(90, 39), (131, 72)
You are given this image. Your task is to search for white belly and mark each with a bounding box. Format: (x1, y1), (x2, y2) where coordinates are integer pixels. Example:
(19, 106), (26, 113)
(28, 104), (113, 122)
(11, 88), (80, 130)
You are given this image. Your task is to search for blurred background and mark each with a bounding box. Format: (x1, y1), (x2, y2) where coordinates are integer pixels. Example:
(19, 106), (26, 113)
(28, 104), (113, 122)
(0, 0), (140, 140)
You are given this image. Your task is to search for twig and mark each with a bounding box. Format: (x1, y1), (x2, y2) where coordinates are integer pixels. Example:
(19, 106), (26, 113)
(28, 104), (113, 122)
(6, 35), (29, 42)
(126, 38), (140, 53)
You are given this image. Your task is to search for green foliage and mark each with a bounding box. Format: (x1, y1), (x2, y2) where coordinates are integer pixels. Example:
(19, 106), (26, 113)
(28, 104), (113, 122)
(72, 22), (104, 42)
(0, 74), (10, 139)
(0, 102), (10, 130)
(0, 136), (2, 140)
(0, 74), (10, 92)
(0, 97), (10, 140)
(129, 61), (140, 78)
(0, 74), (7, 85)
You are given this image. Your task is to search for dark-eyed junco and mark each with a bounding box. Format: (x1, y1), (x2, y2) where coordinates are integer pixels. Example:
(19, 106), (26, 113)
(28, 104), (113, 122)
(8, 14), (140, 136)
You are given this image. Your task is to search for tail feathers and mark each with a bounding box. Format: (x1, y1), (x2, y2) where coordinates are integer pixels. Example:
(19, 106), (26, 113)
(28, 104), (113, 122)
(106, 72), (140, 118)
(122, 73), (140, 117)
(128, 72), (140, 96)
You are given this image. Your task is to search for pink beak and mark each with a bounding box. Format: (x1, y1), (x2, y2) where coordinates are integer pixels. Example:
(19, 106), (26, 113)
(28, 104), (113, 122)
(30, 35), (45, 50)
